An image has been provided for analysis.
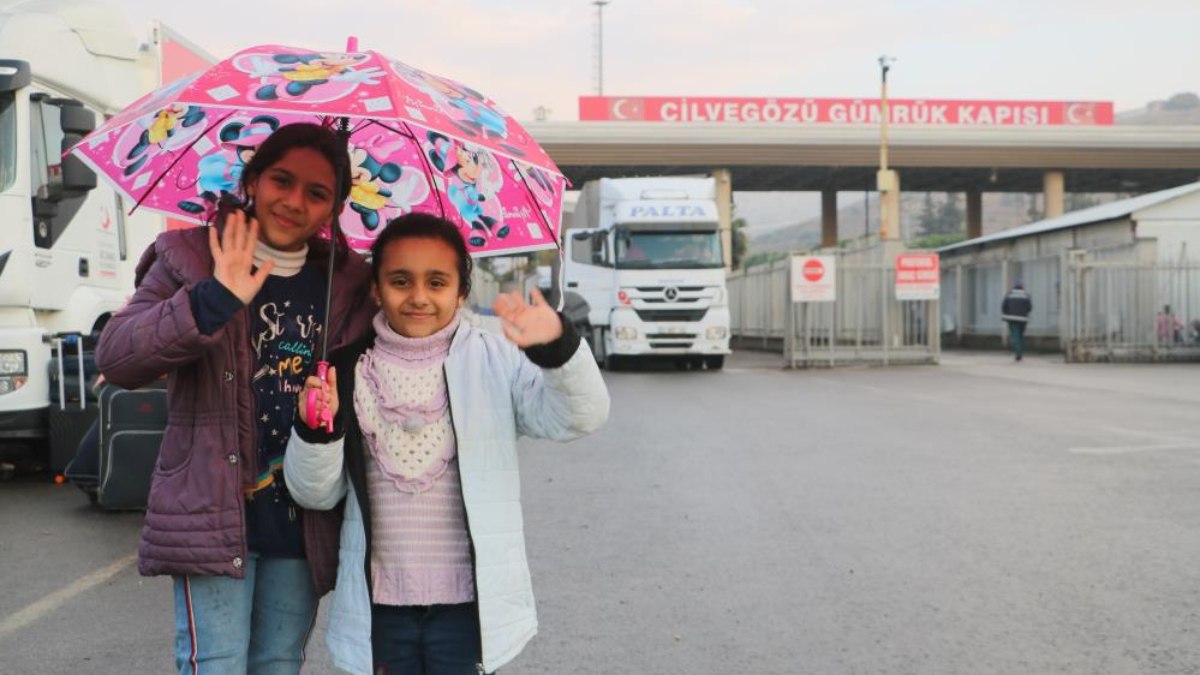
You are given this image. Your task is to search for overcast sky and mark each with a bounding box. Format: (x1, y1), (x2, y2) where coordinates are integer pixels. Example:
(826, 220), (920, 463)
(103, 0), (1199, 121)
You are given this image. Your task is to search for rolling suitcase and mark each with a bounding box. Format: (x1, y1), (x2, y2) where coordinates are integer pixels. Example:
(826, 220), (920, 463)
(96, 381), (167, 510)
(47, 335), (98, 473)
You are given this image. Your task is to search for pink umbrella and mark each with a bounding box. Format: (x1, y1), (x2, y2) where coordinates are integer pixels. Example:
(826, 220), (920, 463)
(69, 40), (566, 257)
(70, 39), (568, 430)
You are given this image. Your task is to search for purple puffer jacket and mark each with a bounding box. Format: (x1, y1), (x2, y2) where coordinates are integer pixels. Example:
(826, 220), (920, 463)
(95, 227), (375, 595)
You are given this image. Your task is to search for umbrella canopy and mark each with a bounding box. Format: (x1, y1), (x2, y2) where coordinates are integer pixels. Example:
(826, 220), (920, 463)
(69, 42), (567, 257)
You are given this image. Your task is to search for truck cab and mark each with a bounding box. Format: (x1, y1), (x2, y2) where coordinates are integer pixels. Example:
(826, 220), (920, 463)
(563, 177), (731, 369)
(0, 2), (165, 454)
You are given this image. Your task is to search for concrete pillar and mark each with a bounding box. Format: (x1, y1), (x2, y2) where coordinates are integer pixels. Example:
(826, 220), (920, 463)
(877, 169), (901, 240)
(1043, 171), (1065, 219)
(713, 169), (733, 270)
(966, 191), (983, 240)
(821, 189), (838, 249)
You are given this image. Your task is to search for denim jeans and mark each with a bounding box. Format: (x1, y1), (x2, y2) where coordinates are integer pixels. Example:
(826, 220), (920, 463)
(371, 603), (491, 675)
(173, 554), (317, 675)
(1008, 321), (1026, 359)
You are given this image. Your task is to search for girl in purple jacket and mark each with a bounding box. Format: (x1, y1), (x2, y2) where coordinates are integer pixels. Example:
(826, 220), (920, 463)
(95, 123), (376, 674)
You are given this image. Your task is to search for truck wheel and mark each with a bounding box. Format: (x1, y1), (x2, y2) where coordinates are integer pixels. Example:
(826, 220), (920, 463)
(604, 354), (622, 371)
(705, 355), (725, 370)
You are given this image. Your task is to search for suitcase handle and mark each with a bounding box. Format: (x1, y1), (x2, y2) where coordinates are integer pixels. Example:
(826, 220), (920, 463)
(50, 333), (87, 412)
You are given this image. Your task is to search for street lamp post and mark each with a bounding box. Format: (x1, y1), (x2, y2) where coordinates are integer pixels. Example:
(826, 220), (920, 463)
(593, 0), (611, 96)
(877, 55), (898, 241)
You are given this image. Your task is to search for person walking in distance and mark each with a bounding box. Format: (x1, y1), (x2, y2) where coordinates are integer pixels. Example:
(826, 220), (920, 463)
(1001, 280), (1032, 361)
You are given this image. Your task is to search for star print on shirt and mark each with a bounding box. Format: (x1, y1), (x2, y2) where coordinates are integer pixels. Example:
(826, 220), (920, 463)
(261, 414), (270, 423)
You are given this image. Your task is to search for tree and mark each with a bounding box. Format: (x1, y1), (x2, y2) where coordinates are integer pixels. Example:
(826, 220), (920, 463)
(917, 193), (938, 237)
(730, 217), (748, 269)
(916, 192), (963, 238)
(936, 193), (962, 234)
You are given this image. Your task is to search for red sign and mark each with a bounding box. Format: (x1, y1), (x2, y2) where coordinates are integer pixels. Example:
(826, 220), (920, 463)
(895, 253), (941, 301)
(802, 258), (825, 282)
(579, 97), (1114, 126)
(791, 255), (836, 303)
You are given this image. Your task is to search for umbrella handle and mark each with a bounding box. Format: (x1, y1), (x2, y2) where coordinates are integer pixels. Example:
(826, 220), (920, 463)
(305, 360), (334, 432)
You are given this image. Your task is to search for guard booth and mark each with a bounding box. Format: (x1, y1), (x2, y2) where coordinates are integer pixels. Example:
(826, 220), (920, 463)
(729, 241), (940, 367)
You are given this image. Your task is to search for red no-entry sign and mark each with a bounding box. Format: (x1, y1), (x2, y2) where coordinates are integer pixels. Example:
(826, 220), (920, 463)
(802, 258), (825, 282)
(791, 255), (836, 302)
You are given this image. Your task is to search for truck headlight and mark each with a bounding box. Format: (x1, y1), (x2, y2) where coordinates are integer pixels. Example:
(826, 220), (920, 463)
(0, 351), (27, 376)
(706, 327), (727, 340)
(615, 327), (638, 340)
(0, 376), (28, 395)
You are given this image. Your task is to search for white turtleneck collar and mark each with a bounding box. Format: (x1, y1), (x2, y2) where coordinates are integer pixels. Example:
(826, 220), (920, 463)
(253, 240), (308, 277)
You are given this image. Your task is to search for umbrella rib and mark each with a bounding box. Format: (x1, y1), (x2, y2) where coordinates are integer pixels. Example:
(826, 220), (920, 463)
(130, 109), (239, 215)
(350, 119), (444, 219)
(510, 163), (560, 251)
(397, 120), (447, 220)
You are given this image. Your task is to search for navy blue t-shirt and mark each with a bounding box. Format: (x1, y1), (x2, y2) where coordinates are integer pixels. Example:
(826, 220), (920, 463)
(190, 264), (327, 558)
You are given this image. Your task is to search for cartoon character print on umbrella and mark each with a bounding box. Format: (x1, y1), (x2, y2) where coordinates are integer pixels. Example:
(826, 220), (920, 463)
(233, 50), (383, 103)
(522, 164), (559, 208)
(427, 132), (508, 248)
(110, 104), (207, 180)
(177, 115), (279, 216)
(393, 60), (525, 158)
(346, 145), (403, 231)
(336, 136), (432, 250)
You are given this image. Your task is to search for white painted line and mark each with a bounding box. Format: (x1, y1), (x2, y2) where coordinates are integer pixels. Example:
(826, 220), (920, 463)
(1069, 443), (1200, 456)
(1099, 426), (1194, 444)
(0, 553), (136, 640)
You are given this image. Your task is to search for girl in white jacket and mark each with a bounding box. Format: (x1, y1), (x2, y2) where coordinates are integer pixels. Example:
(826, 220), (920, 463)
(284, 213), (609, 675)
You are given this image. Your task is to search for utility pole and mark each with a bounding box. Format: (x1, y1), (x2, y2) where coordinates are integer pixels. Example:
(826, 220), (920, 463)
(877, 55), (899, 241)
(593, 0), (611, 95)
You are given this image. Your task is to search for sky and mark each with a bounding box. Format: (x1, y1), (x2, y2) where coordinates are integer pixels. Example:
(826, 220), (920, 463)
(103, 0), (1200, 122)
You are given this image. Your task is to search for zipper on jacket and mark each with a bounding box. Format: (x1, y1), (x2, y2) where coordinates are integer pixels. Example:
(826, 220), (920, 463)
(443, 364), (486, 674)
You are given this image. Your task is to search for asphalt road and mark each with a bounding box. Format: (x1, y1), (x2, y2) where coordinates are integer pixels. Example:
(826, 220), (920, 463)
(3, 350), (1200, 675)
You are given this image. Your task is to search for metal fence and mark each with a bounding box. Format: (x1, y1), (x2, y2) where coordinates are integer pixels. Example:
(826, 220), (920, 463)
(1066, 253), (1200, 362)
(729, 248), (940, 367)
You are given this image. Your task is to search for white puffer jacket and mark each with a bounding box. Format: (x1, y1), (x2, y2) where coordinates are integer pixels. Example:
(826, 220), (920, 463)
(284, 320), (609, 674)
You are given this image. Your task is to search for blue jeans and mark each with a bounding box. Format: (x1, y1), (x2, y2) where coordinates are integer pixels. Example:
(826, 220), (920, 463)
(173, 554), (317, 675)
(1008, 321), (1026, 358)
(371, 603), (491, 675)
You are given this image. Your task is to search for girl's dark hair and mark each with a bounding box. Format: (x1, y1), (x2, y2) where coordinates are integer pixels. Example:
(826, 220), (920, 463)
(370, 213), (474, 298)
(211, 122), (353, 267)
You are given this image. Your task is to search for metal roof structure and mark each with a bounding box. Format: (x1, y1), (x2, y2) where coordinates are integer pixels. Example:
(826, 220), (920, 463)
(938, 181), (1200, 253)
(524, 122), (1200, 193)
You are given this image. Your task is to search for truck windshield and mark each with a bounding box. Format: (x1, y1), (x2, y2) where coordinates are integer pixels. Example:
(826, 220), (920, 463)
(614, 229), (723, 269)
(0, 92), (15, 193)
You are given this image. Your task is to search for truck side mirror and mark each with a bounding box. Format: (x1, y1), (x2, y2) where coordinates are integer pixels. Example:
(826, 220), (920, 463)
(57, 102), (97, 195)
(57, 100), (95, 135)
(61, 143), (97, 195)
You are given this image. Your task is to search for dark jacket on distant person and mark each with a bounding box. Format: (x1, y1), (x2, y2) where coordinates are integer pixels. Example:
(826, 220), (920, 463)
(1001, 286), (1032, 323)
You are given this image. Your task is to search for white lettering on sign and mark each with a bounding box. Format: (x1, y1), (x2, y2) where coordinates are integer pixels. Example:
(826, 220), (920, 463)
(628, 205), (709, 218)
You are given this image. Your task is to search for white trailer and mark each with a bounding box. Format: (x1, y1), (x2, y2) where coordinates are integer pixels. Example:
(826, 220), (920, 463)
(562, 176), (731, 369)
(0, 0), (211, 465)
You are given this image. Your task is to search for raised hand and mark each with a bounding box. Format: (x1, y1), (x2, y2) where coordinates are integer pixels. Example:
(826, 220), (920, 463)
(210, 208), (274, 305)
(492, 288), (563, 348)
(297, 366), (338, 428)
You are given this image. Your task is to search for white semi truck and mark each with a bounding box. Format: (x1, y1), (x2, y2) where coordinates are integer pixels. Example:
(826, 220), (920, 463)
(562, 176), (731, 369)
(0, 0), (211, 468)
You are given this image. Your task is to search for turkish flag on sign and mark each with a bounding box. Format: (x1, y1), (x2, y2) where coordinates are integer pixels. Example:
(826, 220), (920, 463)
(609, 98), (646, 120)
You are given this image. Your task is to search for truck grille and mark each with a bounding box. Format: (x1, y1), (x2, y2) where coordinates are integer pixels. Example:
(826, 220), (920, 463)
(634, 308), (709, 322)
(635, 286), (705, 293)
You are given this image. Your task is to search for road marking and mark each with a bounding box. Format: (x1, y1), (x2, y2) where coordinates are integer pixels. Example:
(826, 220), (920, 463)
(1069, 443), (1200, 456)
(0, 553), (136, 640)
(1099, 426), (1194, 444)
